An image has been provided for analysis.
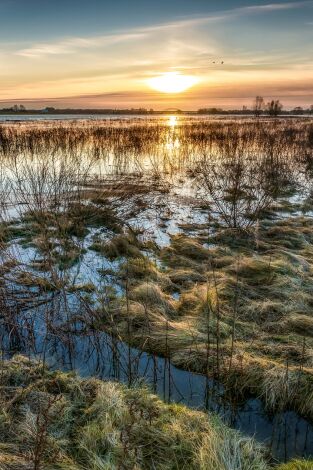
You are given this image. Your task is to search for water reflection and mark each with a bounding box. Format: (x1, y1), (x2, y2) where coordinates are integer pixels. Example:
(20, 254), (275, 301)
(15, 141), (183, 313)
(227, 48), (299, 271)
(168, 115), (178, 127)
(1, 116), (313, 464)
(3, 323), (313, 463)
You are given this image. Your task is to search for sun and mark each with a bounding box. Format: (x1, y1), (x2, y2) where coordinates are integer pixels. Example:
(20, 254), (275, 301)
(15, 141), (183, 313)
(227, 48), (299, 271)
(147, 72), (198, 94)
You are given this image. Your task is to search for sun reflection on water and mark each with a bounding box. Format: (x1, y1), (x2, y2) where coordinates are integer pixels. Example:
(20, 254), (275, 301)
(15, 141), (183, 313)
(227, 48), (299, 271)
(168, 115), (178, 127)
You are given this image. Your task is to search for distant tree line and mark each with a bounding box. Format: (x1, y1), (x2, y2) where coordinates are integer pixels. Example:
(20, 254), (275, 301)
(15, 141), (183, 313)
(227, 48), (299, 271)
(198, 98), (313, 117)
(2, 104), (27, 112)
(252, 96), (284, 117)
(0, 106), (156, 115)
(1, 101), (313, 116)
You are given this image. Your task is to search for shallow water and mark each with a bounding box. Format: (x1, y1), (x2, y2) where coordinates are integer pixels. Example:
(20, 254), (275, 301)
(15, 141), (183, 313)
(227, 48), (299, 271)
(0, 113), (312, 122)
(1, 116), (313, 463)
(0, 114), (154, 122)
(3, 323), (312, 463)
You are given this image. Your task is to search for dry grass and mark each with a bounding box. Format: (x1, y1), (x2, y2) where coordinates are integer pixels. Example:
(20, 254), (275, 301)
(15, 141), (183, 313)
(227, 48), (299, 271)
(0, 356), (269, 470)
(285, 315), (313, 337)
(130, 282), (176, 316)
(91, 232), (142, 260)
(1, 118), (313, 454)
(105, 212), (313, 421)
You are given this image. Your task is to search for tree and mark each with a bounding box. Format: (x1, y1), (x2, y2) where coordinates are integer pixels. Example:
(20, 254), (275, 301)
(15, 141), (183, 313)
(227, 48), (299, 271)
(266, 100), (283, 117)
(253, 96), (264, 117)
(10, 104), (26, 112)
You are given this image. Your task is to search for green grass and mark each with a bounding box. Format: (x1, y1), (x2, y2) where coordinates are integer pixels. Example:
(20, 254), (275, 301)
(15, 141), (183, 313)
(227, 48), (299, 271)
(276, 460), (313, 470)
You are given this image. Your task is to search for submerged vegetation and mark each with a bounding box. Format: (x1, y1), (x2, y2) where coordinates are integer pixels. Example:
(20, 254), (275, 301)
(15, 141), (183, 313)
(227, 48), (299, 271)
(0, 116), (313, 466)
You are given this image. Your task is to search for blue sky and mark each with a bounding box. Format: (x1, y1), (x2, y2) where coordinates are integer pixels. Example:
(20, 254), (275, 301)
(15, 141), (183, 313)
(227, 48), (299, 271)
(0, 0), (312, 108)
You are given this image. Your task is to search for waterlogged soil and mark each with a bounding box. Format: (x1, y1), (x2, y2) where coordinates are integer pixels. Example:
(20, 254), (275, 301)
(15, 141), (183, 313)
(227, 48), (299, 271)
(1, 117), (313, 464)
(2, 199), (313, 462)
(3, 324), (313, 463)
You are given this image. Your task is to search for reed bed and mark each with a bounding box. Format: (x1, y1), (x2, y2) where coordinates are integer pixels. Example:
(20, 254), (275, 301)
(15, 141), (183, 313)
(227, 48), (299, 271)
(0, 116), (313, 466)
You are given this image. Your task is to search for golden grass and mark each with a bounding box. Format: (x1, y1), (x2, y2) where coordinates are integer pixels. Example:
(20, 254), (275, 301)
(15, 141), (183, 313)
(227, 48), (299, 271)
(2, 120), (313, 438)
(0, 356), (269, 470)
(91, 213), (313, 421)
(130, 282), (176, 316)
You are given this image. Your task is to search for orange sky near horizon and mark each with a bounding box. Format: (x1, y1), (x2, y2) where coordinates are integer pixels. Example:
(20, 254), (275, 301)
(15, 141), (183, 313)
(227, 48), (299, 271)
(1, 1), (312, 109)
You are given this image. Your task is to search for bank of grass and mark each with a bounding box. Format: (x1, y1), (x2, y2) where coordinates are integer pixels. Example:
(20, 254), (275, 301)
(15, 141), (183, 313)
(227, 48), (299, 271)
(3, 182), (313, 425)
(0, 356), (269, 470)
(90, 231), (142, 260)
(276, 460), (313, 470)
(99, 216), (313, 421)
(5, 201), (121, 253)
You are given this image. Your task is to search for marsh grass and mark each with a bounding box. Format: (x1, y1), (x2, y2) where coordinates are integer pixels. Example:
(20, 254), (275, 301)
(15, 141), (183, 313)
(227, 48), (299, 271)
(0, 117), (313, 465)
(276, 460), (313, 470)
(0, 356), (269, 470)
(100, 213), (313, 420)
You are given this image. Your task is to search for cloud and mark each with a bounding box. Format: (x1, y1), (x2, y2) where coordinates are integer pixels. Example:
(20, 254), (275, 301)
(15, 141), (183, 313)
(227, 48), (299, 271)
(238, 1), (313, 13)
(1, 78), (312, 110)
(137, 1), (313, 32)
(16, 32), (146, 58)
(15, 1), (313, 58)
(3, 0), (312, 109)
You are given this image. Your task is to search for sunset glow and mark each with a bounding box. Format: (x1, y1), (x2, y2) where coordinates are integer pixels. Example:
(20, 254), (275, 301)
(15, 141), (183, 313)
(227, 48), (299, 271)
(1, 2), (313, 466)
(148, 73), (199, 94)
(0, 1), (312, 109)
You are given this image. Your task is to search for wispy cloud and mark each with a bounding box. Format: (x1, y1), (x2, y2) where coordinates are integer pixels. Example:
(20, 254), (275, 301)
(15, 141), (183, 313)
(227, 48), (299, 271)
(1, 78), (312, 109)
(239, 1), (313, 13)
(137, 1), (313, 32)
(15, 1), (312, 58)
(16, 32), (146, 58)
(4, 0), (312, 108)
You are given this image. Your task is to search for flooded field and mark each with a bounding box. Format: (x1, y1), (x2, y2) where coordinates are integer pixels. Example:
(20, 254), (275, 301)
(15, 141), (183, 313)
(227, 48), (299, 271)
(1, 116), (313, 465)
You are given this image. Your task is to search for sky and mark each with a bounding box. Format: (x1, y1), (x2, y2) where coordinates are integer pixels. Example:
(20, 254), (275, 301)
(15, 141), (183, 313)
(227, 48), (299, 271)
(0, 0), (313, 110)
